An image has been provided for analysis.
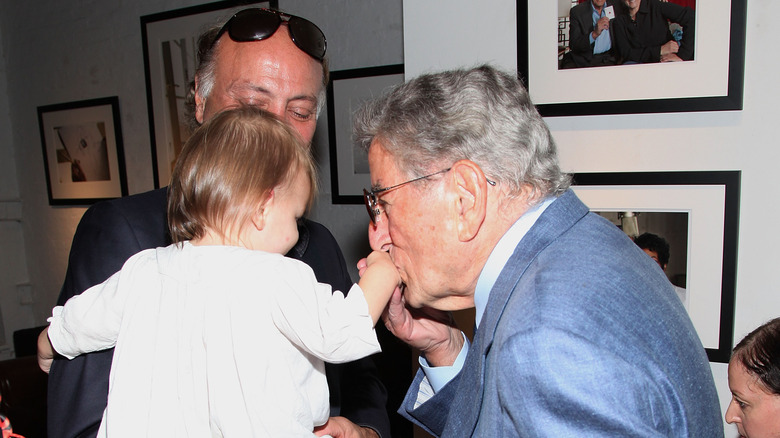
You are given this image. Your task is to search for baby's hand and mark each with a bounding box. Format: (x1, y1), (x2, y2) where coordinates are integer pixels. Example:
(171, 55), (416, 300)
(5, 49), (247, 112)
(357, 251), (402, 325)
(365, 251), (401, 284)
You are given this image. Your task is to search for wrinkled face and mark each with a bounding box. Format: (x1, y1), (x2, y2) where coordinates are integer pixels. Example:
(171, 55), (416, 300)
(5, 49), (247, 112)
(252, 171), (310, 255)
(195, 25), (322, 143)
(725, 360), (780, 438)
(366, 141), (460, 308)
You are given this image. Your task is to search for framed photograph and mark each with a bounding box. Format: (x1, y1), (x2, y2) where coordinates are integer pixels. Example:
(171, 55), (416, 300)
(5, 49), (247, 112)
(37, 97), (127, 206)
(517, 0), (747, 116)
(327, 64), (405, 204)
(571, 171), (740, 363)
(141, 0), (277, 188)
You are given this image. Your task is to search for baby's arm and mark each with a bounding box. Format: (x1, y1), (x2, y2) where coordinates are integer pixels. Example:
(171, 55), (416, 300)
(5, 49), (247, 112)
(357, 251), (401, 324)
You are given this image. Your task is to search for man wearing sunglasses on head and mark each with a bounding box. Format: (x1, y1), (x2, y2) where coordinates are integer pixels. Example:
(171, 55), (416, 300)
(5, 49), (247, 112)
(45, 8), (390, 438)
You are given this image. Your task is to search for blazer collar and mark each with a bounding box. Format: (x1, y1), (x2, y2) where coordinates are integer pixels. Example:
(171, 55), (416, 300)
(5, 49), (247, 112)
(476, 189), (589, 344)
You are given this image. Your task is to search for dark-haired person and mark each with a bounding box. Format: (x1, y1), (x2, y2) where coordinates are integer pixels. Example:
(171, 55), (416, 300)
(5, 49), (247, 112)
(634, 232), (687, 305)
(612, 0), (695, 63)
(726, 317), (780, 438)
(46, 9), (390, 438)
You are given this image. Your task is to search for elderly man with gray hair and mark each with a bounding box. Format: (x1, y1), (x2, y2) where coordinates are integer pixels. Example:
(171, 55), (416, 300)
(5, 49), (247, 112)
(354, 64), (722, 437)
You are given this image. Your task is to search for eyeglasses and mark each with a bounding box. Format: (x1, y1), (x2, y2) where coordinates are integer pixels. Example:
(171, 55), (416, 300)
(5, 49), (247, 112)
(363, 169), (497, 225)
(212, 8), (327, 61)
(363, 168), (451, 225)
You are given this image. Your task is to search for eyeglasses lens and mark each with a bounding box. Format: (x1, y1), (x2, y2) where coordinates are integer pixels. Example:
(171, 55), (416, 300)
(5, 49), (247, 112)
(363, 189), (378, 225)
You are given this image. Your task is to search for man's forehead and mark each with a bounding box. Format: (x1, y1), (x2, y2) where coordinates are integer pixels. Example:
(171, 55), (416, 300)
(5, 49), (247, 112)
(368, 145), (405, 190)
(216, 33), (323, 82)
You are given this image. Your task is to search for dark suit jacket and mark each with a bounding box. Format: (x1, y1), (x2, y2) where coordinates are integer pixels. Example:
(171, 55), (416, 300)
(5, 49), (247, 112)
(47, 187), (391, 438)
(563, 0), (619, 68)
(612, 0), (695, 63)
(399, 190), (722, 437)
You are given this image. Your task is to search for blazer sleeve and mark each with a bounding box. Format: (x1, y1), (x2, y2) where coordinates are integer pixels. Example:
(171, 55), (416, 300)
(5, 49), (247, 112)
(397, 369), (459, 437)
(568, 6), (594, 57)
(47, 190), (168, 438)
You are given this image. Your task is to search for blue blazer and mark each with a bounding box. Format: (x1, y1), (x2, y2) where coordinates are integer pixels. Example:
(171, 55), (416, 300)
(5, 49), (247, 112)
(400, 190), (722, 437)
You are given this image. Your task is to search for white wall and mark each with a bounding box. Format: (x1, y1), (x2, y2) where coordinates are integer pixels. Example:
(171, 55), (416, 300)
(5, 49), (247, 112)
(405, 0), (776, 435)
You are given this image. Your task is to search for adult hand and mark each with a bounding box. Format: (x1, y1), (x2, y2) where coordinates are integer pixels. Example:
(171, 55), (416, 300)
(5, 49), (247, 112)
(660, 40), (679, 56)
(381, 286), (464, 367)
(592, 16), (610, 38)
(37, 327), (54, 374)
(314, 417), (379, 438)
(660, 53), (683, 62)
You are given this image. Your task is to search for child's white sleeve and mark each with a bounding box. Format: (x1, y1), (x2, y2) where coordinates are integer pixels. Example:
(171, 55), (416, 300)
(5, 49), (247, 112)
(272, 260), (381, 363)
(47, 268), (126, 359)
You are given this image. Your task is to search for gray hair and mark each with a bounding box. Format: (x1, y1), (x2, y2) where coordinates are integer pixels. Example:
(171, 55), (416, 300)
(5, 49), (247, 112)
(353, 64), (570, 200)
(184, 16), (330, 132)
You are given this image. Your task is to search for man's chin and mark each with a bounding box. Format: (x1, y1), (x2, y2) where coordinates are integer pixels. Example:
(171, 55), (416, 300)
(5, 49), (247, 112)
(399, 284), (425, 309)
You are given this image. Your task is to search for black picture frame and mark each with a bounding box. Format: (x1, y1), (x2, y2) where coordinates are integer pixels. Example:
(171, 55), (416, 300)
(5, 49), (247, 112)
(37, 96), (128, 206)
(517, 0), (747, 116)
(327, 64), (405, 204)
(141, 0), (277, 188)
(572, 171), (740, 363)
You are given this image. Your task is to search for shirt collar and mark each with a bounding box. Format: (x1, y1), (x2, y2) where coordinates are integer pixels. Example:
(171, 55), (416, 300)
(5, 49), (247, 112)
(591, 1), (606, 17)
(474, 197), (554, 327)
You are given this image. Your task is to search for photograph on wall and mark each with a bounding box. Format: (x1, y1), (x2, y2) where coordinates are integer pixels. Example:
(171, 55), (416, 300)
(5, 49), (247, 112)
(141, 0), (276, 188)
(558, 0), (696, 70)
(327, 64), (405, 204)
(37, 97), (127, 205)
(595, 211), (690, 309)
(517, 0), (746, 116)
(572, 171), (740, 363)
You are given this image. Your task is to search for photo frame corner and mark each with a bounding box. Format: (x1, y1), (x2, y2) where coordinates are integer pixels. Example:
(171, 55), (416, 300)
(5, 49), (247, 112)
(37, 96), (127, 206)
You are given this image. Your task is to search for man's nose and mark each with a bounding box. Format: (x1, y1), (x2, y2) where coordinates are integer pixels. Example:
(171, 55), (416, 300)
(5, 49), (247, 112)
(266, 101), (287, 121)
(368, 215), (392, 252)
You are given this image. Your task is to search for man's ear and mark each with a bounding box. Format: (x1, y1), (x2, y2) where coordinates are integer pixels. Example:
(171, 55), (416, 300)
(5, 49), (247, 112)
(450, 160), (489, 242)
(250, 191), (275, 231)
(194, 75), (205, 125)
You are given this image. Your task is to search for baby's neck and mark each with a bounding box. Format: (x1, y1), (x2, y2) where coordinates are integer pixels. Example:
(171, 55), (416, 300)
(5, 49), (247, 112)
(190, 230), (243, 247)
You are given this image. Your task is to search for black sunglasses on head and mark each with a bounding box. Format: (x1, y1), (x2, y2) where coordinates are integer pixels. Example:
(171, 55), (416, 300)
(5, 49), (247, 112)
(213, 8), (327, 61)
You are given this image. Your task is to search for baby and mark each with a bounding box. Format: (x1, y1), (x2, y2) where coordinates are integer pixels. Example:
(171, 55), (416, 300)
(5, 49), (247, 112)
(38, 106), (400, 437)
